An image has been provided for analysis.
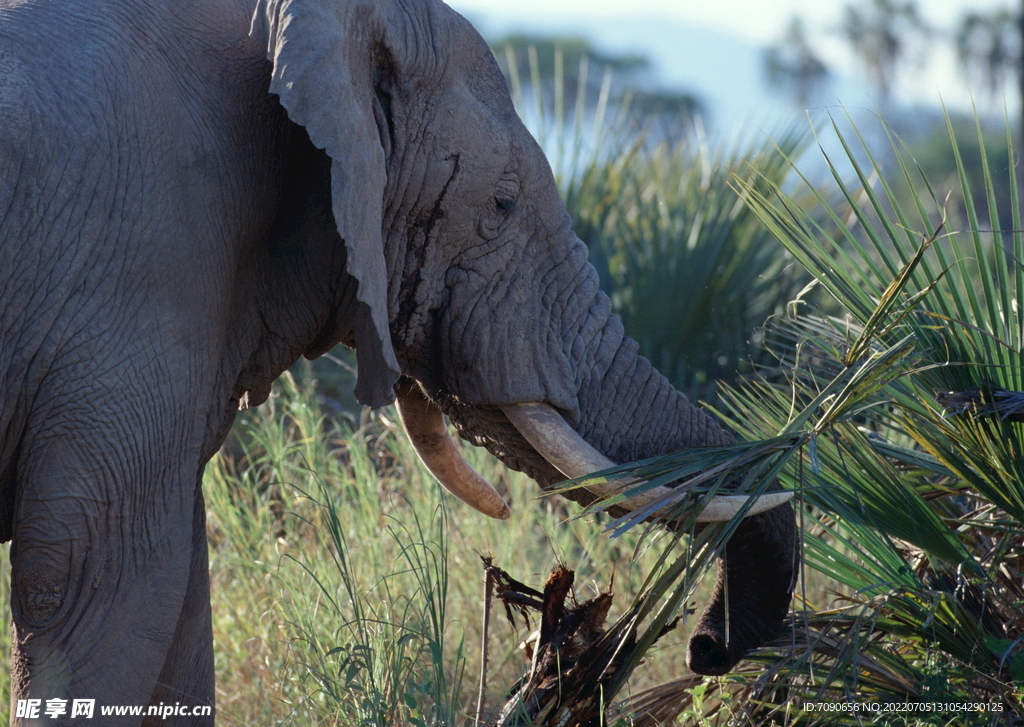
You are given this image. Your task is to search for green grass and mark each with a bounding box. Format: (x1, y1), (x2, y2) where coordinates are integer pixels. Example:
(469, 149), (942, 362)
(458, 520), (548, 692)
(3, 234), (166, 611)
(205, 372), (743, 725)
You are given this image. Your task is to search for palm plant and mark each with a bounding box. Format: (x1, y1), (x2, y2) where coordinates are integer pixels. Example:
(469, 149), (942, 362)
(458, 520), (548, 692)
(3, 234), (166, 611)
(737, 112), (1024, 723)
(595, 112), (1024, 726)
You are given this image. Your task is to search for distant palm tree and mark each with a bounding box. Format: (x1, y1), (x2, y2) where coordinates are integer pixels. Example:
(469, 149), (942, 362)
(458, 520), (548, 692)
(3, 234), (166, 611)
(764, 16), (831, 110)
(956, 8), (1019, 96)
(837, 0), (927, 102)
(954, 3), (1024, 153)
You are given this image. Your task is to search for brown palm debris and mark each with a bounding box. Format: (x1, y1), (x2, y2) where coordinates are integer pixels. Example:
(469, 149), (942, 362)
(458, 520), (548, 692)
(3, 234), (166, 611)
(482, 556), (546, 629)
(481, 560), (679, 727)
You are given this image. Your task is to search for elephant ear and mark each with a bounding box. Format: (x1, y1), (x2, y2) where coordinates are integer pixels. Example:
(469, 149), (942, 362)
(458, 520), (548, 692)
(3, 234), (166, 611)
(252, 0), (400, 407)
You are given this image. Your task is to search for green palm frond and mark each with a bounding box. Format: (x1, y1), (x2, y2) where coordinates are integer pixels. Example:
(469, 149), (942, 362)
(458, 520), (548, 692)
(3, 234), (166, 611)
(598, 111), (1024, 726)
(725, 110), (1024, 721)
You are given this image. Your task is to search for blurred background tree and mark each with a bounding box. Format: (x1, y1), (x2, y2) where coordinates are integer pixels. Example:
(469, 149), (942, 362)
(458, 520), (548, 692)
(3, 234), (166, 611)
(954, 3), (1024, 157)
(762, 0), (1024, 149)
(763, 16), (831, 111)
(956, 7), (1020, 99)
(836, 0), (928, 104)
(489, 34), (703, 142)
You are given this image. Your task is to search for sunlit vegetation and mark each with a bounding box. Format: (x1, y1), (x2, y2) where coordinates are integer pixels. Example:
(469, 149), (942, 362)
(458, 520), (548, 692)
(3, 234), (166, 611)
(204, 372), (735, 725)
(2, 19), (1022, 727)
(612, 113), (1024, 725)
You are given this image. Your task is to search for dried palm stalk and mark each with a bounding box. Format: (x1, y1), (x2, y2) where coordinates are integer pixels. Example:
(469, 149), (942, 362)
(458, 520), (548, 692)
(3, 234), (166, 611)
(482, 560), (678, 727)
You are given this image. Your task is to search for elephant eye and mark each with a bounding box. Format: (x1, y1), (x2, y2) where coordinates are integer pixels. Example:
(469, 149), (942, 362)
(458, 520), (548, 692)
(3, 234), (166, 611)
(495, 196), (516, 215)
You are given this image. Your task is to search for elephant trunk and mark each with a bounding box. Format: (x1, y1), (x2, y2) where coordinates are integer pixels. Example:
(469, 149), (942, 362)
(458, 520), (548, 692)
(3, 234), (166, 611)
(686, 506), (797, 675)
(431, 226), (797, 675)
(552, 286), (797, 675)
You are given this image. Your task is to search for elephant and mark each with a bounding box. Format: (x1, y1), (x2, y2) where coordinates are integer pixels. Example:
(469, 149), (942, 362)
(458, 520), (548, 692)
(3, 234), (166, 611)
(0, 0), (797, 722)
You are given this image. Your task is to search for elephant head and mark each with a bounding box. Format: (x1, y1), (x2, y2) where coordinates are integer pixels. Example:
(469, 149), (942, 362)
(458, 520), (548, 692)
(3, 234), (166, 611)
(250, 0), (797, 676)
(0, 0), (795, 718)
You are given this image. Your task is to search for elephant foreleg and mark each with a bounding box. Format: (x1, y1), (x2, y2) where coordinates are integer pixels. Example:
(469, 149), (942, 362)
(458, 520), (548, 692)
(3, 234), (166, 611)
(143, 481), (214, 727)
(10, 368), (214, 725)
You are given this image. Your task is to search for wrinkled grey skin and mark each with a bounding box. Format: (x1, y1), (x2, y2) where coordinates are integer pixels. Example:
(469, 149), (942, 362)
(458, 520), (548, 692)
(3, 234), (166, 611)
(0, 0), (796, 723)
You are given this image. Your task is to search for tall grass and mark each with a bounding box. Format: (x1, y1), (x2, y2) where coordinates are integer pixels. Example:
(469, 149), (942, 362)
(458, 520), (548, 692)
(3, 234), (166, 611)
(206, 372), (732, 725)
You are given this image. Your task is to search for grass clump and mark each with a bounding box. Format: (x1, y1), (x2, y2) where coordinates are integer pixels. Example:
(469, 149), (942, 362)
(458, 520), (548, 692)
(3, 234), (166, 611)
(205, 371), (722, 725)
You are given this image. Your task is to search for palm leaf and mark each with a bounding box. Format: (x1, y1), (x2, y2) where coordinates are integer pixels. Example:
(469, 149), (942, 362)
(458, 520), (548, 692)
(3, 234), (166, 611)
(605, 111), (1024, 726)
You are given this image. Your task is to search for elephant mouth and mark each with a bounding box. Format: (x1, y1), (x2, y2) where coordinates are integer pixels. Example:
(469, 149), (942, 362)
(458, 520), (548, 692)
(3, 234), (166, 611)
(394, 379), (792, 522)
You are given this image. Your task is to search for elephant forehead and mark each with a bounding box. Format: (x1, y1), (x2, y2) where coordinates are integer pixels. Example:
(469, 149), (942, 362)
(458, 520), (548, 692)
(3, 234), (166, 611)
(432, 84), (513, 150)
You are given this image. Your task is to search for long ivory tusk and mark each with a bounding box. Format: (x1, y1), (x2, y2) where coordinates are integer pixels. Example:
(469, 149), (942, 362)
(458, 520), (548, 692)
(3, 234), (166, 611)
(500, 402), (792, 522)
(396, 382), (510, 520)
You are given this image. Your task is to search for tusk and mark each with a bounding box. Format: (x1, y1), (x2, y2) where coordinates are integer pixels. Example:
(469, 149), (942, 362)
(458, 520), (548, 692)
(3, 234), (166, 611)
(688, 492), (794, 522)
(395, 381), (510, 520)
(500, 402), (792, 522)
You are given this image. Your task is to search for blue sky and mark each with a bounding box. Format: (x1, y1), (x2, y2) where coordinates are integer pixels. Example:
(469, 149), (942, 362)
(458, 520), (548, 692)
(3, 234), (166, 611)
(448, 0), (1017, 130)
(448, 0), (1007, 45)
